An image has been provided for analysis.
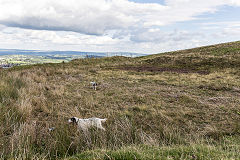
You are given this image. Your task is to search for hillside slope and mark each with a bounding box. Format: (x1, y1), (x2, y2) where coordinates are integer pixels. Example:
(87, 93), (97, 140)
(0, 41), (240, 159)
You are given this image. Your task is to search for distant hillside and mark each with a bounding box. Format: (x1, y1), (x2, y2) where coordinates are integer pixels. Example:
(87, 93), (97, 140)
(0, 49), (146, 66)
(133, 41), (240, 73)
(0, 41), (240, 159)
(0, 49), (145, 57)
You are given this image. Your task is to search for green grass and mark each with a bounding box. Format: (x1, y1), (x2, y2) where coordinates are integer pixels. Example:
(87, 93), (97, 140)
(70, 138), (240, 160)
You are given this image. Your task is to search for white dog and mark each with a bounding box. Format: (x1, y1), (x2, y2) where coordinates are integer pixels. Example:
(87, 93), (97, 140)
(68, 117), (107, 132)
(90, 82), (97, 90)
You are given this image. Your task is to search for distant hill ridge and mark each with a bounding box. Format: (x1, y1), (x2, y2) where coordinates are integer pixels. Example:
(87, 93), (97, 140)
(0, 49), (146, 57)
(132, 41), (240, 74)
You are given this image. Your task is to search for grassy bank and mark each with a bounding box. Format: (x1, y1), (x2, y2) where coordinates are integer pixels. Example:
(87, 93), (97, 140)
(0, 41), (240, 159)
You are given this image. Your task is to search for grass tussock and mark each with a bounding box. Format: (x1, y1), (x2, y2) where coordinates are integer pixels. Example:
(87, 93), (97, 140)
(0, 41), (240, 159)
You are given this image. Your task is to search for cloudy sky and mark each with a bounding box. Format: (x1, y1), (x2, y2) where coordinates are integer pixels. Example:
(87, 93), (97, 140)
(0, 0), (239, 54)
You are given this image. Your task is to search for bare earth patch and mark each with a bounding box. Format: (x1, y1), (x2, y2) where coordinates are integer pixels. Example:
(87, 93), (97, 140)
(117, 65), (210, 75)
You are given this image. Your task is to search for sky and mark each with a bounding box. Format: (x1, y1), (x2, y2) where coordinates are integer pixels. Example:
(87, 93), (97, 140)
(0, 0), (239, 54)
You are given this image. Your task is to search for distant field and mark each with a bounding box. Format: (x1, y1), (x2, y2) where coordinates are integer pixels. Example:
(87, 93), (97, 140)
(0, 54), (84, 65)
(0, 50), (145, 66)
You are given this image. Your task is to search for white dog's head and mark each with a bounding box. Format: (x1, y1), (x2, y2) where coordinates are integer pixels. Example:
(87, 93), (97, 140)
(68, 117), (78, 124)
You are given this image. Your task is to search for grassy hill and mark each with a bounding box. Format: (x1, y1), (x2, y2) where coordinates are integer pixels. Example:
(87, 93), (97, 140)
(0, 41), (240, 159)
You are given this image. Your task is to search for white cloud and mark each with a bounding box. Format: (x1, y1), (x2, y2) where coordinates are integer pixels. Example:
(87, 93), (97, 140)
(202, 21), (240, 27)
(200, 21), (240, 38)
(0, 27), (120, 46)
(230, 0), (240, 6)
(0, 0), (167, 35)
(211, 27), (240, 39)
(0, 0), (239, 35)
(131, 29), (205, 43)
(0, 0), (240, 53)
